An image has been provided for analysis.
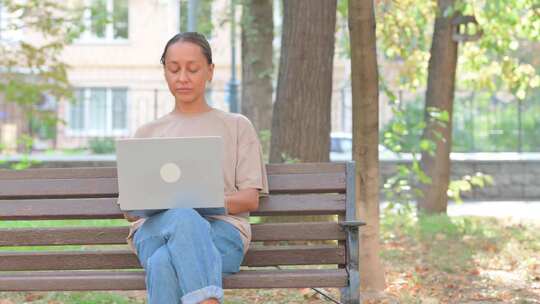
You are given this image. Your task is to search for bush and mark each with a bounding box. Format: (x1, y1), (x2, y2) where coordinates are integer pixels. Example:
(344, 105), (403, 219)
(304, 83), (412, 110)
(88, 137), (116, 154)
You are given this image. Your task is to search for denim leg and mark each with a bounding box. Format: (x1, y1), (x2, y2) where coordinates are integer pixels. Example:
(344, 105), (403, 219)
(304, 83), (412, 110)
(133, 208), (245, 304)
(209, 219), (245, 276)
(133, 208), (223, 303)
(146, 245), (182, 303)
(132, 217), (181, 304)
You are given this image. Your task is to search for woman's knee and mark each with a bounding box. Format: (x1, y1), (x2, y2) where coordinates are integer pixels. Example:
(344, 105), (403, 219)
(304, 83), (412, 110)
(162, 208), (209, 233)
(146, 246), (173, 272)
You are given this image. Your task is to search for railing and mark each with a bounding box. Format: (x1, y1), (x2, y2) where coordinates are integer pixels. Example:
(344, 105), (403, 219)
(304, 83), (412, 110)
(1, 87), (539, 154)
(340, 88), (540, 153)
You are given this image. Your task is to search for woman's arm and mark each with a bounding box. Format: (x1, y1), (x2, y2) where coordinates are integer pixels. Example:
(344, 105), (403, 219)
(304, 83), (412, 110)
(225, 188), (260, 214)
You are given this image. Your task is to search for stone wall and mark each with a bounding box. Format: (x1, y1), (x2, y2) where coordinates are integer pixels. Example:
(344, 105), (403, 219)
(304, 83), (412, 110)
(380, 154), (540, 201)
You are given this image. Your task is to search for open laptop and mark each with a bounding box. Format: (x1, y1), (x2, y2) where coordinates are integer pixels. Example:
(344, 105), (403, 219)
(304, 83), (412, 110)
(116, 136), (226, 218)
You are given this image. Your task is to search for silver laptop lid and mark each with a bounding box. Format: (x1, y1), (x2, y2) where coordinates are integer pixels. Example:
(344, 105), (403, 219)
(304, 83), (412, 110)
(116, 136), (224, 213)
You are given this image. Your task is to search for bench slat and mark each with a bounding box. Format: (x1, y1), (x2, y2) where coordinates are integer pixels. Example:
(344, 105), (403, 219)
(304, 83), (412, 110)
(0, 226), (128, 246)
(0, 173), (346, 199)
(252, 194), (346, 216)
(0, 246), (345, 270)
(0, 163), (346, 180)
(0, 269), (348, 291)
(0, 222), (346, 246)
(242, 245), (345, 267)
(0, 194), (345, 220)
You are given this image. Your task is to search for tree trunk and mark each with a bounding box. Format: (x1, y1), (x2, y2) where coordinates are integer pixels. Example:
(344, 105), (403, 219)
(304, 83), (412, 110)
(269, 0), (336, 163)
(418, 0), (458, 214)
(241, 0), (273, 133)
(349, 0), (386, 293)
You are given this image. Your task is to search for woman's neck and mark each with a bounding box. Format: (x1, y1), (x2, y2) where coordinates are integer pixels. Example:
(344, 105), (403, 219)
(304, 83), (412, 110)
(173, 100), (212, 114)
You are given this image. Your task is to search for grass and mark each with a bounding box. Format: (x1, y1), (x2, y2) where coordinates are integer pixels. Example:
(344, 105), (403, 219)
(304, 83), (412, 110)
(1, 212), (539, 303)
(0, 291), (145, 304)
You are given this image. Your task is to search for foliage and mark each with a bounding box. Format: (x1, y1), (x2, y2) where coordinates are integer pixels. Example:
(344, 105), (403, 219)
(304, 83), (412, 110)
(457, 89), (540, 152)
(336, 0), (350, 59)
(383, 89), (540, 152)
(376, 0), (540, 96)
(376, 0), (435, 92)
(456, 0), (540, 98)
(0, 0), (85, 104)
(28, 110), (57, 140)
(448, 172), (494, 203)
(381, 91), (493, 206)
(0, 0), (87, 169)
(380, 98), (424, 153)
(374, 0), (538, 211)
(374, 0), (540, 153)
(6, 134), (41, 170)
(381, 96), (438, 207)
(88, 137), (116, 154)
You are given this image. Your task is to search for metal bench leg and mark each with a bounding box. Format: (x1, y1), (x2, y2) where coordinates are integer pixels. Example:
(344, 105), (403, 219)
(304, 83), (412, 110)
(339, 224), (361, 304)
(339, 162), (361, 304)
(340, 271), (360, 304)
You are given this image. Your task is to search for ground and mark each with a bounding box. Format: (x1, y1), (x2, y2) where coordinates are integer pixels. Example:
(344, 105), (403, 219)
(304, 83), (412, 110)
(0, 210), (539, 303)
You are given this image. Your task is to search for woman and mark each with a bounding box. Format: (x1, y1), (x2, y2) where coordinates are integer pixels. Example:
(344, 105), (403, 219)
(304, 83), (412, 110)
(123, 32), (268, 304)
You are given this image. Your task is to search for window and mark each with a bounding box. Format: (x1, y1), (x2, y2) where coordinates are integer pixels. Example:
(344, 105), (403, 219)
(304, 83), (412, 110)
(80, 0), (128, 42)
(330, 136), (352, 153)
(67, 88), (129, 136)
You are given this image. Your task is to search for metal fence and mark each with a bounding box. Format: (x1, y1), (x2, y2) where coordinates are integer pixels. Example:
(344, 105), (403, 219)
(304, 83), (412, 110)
(0, 88), (227, 154)
(340, 87), (540, 153)
(1, 87), (539, 154)
(452, 90), (540, 152)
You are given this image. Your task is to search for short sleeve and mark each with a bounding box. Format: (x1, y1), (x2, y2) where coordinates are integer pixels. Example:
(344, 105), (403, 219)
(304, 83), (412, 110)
(133, 124), (149, 138)
(235, 116), (269, 195)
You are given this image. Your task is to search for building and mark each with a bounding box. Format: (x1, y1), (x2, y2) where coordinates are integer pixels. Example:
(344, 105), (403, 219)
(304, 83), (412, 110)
(1, 0), (351, 153)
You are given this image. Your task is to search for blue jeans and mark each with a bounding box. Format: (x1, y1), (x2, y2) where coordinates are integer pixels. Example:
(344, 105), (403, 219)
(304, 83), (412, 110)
(132, 208), (245, 304)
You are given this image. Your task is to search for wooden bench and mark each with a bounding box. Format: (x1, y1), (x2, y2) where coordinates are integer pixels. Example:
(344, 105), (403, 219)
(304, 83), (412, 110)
(0, 162), (363, 303)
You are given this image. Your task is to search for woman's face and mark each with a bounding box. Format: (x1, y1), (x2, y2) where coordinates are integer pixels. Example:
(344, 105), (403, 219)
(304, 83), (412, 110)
(163, 41), (214, 106)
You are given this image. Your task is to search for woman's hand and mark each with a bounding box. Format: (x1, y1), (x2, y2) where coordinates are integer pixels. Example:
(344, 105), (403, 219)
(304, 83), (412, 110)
(123, 212), (142, 222)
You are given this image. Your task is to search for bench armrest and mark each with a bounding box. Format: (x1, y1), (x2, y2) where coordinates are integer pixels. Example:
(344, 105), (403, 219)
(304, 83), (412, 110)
(338, 220), (366, 231)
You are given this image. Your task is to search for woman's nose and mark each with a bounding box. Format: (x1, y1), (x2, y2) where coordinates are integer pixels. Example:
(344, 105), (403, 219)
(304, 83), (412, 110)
(177, 70), (189, 83)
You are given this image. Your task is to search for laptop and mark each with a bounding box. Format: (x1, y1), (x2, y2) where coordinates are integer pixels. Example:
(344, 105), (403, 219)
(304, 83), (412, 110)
(116, 136), (226, 218)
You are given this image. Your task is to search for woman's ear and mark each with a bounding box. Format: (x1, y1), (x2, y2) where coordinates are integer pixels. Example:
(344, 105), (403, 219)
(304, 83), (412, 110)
(208, 63), (215, 83)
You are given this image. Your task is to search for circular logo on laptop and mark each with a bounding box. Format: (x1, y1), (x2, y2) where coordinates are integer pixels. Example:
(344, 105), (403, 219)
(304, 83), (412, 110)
(160, 163), (181, 183)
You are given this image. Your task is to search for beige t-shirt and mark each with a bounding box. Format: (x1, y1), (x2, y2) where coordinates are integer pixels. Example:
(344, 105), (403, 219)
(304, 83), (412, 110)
(124, 108), (269, 255)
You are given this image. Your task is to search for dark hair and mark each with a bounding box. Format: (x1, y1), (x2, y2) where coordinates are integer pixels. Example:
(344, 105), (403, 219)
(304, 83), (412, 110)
(160, 32), (213, 65)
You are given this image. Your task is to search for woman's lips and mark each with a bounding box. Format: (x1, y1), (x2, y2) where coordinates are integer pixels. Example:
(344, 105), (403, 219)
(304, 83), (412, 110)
(175, 88), (193, 94)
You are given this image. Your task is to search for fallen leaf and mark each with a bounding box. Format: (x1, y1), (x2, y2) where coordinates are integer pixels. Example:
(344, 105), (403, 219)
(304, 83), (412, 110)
(25, 293), (44, 302)
(469, 268), (480, 276)
(299, 288), (318, 299)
